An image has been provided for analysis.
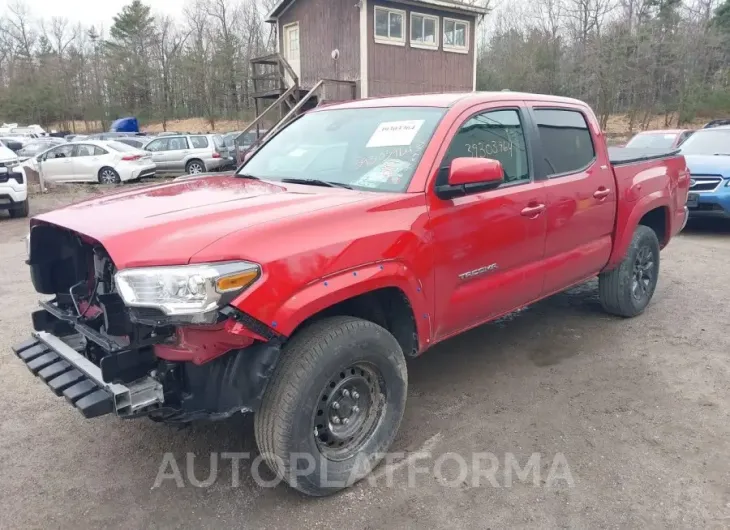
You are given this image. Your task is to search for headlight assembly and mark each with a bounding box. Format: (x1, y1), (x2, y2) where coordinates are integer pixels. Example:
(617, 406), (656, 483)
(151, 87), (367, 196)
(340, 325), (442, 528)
(114, 261), (260, 319)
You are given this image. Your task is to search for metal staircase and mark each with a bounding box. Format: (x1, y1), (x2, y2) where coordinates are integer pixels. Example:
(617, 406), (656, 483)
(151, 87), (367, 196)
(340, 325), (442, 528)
(234, 53), (357, 162)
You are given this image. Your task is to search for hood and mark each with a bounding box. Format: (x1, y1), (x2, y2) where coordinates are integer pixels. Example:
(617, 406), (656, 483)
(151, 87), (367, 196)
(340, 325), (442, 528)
(683, 155), (730, 179)
(34, 175), (370, 268)
(0, 144), (18, 163)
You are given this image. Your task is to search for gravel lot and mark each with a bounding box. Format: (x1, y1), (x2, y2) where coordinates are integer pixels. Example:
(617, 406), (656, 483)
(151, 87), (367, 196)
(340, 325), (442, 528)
(1, 187), (729, 529)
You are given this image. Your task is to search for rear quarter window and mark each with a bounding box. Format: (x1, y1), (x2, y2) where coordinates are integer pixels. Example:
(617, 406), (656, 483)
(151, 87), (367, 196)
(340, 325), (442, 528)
(534, 109), (596, 176)
(190, 136), (209, 148)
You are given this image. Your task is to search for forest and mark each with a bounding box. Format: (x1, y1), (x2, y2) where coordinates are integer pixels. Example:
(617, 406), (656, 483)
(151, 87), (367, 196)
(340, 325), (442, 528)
(0, 0), (728, 132)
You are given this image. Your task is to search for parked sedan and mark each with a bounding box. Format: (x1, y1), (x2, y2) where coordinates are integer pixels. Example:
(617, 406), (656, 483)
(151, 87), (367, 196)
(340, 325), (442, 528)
(142, 134), (230, 175)
(28, 140), (156, 184)
(625, 129), (694, 149)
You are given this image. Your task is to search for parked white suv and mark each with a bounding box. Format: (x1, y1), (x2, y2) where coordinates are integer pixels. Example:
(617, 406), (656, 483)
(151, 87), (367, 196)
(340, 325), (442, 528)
(0, 143), (28, 218)
(143, 134), (231, 175)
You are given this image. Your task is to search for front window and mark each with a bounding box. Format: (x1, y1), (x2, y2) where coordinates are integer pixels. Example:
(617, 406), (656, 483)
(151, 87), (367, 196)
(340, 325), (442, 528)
(375, 6), (405, 45)
(679, 130), (730, 156)
(411, 13), (438, 49)
(443, 18), (468, 52)
(626, 133), (677, 149)
(437, 109), (529, 186)
(237, 107), (445, 192)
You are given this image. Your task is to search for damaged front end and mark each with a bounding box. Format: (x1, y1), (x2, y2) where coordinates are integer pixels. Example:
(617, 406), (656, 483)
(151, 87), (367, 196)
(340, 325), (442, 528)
(13, 223), (282, 422)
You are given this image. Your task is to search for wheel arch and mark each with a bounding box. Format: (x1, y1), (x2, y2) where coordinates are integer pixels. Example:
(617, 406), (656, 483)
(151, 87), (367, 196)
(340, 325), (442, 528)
(265, 261), (431, 356)
(605, 193), (670, 271)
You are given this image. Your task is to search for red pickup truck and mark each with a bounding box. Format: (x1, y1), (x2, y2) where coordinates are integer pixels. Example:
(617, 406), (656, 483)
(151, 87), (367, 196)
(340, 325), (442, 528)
(14, 92), (689, 496)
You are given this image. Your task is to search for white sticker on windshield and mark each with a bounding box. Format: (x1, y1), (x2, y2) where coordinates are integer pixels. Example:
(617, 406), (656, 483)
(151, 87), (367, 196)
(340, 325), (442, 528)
(366, 120), (424, 148)
(288, 148), (307, 157)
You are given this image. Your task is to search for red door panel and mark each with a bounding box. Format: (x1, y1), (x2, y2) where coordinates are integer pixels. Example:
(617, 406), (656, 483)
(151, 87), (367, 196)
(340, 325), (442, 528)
(429, 181), (547, 340)
(542, 167), (615, 293)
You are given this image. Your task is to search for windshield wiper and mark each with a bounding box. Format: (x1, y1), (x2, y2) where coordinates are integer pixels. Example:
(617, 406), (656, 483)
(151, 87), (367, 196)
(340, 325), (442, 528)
(236, 173), (260, 180)
(280, 178), (352, 189)
(713, 153), (730, 156)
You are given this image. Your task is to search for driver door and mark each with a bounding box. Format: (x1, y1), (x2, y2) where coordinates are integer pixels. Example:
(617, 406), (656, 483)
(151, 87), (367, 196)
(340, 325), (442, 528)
(427, 104), (548, 340)
(40, 144), (76, 182)
(145, 137), (170, 172)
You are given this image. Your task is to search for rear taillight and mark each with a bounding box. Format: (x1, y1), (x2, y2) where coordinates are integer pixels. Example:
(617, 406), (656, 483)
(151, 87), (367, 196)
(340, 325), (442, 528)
(122, 155), (141, 161)
(212, 152), (221, 159)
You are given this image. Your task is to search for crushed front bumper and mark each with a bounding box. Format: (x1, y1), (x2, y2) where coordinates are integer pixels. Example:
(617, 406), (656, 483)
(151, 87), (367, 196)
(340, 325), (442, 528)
(12, 332), (163, 419)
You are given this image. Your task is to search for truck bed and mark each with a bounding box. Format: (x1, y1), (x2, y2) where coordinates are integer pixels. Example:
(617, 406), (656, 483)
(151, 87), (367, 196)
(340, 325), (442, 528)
(608, 147), (681, 166)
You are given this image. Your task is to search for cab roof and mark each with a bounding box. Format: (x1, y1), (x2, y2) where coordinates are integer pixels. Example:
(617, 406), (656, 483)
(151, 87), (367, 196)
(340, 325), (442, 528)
(315, 91), (588, 111)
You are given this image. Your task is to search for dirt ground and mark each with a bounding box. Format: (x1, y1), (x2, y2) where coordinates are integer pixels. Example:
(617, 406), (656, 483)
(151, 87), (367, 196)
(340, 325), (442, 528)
(1, 187), (729, 529)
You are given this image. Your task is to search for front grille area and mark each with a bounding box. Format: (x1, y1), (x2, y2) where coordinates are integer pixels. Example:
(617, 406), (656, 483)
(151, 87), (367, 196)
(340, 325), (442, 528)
(689, 175), (722, 192)
(0, 161), (24, 184)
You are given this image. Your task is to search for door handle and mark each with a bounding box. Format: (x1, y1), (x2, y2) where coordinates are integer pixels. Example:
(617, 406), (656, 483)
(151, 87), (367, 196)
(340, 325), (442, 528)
(593, 188), (611, 199)
(520, 204), (546, 217)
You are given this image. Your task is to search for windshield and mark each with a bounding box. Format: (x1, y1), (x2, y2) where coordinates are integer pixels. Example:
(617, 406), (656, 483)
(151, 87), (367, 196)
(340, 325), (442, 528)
(238, 107), (445, 192)
(626, 133), (677, 149)
(20, 141), (58, 155)
(680, 130), (730, 155)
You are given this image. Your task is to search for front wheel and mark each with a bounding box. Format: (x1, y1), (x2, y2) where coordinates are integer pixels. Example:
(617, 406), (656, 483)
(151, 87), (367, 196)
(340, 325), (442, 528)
(255, 316), (408, 496)
(9, 198), (29, 218)
(599, 225), (660, 317)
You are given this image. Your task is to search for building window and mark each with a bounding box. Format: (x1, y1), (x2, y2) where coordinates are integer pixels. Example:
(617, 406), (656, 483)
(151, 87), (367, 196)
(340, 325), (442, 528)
(443, 17), (469, 53)
(375, 6), (405, 45)
(410, 12), (439, 49)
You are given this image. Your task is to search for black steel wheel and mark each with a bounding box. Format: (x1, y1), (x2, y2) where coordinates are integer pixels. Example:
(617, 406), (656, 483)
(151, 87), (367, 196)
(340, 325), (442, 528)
(255, 316), (407, 496)
(313, 362), (384, 461)
(599, 225), (660, 317)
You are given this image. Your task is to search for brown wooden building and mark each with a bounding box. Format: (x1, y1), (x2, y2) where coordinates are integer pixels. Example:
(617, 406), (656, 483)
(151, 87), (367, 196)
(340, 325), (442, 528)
(239, 0), (486, 156)
(265, 0), (487, 98)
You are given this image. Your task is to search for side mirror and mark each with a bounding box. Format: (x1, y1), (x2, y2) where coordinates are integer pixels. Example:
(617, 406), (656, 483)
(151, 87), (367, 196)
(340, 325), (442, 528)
(436, 157), (504, 199)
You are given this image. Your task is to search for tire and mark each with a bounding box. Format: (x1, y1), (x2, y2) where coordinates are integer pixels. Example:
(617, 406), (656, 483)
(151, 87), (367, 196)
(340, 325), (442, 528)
(255, 316), (408, 496)
(98, 167), (121, 184)
(186, 159), (205, 175)
(599, 225), (660, 317)
(9, 198), (29, 218)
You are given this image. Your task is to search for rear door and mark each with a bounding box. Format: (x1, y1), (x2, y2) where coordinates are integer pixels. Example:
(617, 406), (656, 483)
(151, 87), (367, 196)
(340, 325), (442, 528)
(528, 106), (616, 295)
(428, 103), (548, 339)
(72, 144), (108, 182)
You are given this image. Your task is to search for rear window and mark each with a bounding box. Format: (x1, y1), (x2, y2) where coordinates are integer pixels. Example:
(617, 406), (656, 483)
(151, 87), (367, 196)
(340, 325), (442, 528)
(626, 133), (676, 149)
(534, 109), (595, 176)
(190, 136), (209, 148)
(106, 141), (137, 152)
(212, 135), (224, 149)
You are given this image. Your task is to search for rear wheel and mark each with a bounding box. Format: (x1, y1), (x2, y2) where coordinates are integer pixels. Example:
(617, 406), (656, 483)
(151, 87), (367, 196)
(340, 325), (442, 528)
(186, 159), (205, 175)
(255, 316), (407, 496)
(599, 225), (660, 317)
(9, 198), (29, 218)
(98, 167), (121, 184)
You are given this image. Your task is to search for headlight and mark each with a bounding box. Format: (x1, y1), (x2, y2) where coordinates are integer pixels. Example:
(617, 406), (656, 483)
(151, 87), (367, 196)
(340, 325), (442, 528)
(114, 261), (260, 319)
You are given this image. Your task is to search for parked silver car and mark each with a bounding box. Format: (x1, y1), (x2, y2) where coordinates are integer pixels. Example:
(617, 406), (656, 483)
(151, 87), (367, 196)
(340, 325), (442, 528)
(142, 134), (231, 175)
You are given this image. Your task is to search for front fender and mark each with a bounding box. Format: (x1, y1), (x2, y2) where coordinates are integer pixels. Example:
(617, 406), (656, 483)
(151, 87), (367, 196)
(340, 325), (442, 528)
(605, 191), (669, 270)
(256, 260), (432, 348)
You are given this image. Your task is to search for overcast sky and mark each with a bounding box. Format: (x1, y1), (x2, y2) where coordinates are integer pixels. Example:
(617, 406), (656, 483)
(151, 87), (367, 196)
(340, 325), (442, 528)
(0, 0), (185, 30)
